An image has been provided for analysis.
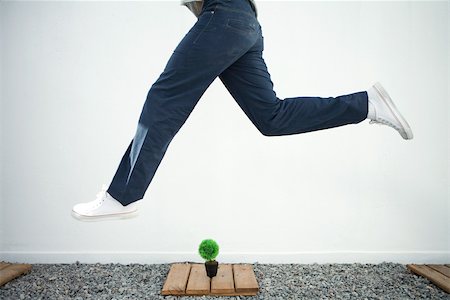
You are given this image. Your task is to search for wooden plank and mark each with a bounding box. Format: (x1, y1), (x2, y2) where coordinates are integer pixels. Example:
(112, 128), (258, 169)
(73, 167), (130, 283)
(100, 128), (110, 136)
(161, 263), (191, 295)
(407, 264), (450, 293)
(428, 265), (450, 278)
(0, 262), (11, 270)
(233, 264), (259, 293)
(211, 263), (235, 295)
(185, 263), (210, 295)
(0, 264), (32, 287)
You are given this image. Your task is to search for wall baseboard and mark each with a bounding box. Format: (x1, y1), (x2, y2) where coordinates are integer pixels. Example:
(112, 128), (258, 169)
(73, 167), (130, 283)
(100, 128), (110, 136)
(1, 251), (449, 264)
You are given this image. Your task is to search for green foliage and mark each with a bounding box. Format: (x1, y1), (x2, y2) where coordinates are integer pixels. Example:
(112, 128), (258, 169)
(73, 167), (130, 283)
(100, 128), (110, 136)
(198, 239), (219, 261)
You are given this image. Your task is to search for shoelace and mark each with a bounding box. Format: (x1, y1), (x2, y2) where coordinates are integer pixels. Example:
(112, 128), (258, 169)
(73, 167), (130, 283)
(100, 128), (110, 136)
(92, 184), (108, 209)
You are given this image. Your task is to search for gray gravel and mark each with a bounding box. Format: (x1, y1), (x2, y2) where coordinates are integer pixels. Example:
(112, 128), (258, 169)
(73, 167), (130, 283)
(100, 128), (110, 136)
(1, 261), (449, 299)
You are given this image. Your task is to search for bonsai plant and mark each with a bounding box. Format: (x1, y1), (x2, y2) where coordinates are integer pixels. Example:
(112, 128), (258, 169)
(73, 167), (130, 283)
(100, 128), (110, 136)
(198, 239), (219, 278)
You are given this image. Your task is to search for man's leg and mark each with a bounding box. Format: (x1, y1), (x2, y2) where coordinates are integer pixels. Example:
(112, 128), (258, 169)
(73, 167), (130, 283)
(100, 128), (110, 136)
(107, 7), (261, 205)
(218, 31), (368, 136)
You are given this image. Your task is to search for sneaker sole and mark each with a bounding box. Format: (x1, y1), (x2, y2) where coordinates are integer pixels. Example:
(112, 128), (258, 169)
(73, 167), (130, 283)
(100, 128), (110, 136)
(373, 82), (414, 140)
(71, 209), (139, 222)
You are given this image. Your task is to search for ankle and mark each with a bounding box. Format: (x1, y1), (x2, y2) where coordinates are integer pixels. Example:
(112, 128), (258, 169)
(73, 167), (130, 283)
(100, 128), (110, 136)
(366, 88), (377, 120)
(106, 192), (124, 205)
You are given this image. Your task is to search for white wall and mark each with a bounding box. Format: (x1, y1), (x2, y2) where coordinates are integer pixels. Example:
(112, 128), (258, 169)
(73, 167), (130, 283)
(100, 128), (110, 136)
(1, 1), (448, 264)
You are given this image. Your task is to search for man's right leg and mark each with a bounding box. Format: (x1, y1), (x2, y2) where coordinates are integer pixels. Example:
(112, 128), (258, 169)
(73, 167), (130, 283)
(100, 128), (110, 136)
(107, 5), (261, 206)
(106, 49), (220, 206)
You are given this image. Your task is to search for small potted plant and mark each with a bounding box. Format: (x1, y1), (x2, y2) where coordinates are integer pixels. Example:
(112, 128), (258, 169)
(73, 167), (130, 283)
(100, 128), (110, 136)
(198, 239), (219, 278)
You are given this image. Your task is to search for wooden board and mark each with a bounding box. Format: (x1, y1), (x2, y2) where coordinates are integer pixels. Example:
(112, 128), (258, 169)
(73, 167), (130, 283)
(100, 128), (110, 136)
(234, 264), (259, 293)
(211, 264), (235, 295)
(186, 264), (210, 295)
(161, 263), (191, 295)
(428, 265), (450, 278)
(0, 261), (32, 287)
(407, 264), (450, 293)
(161, 263), (259, 296)
(0, 262), (11, 270)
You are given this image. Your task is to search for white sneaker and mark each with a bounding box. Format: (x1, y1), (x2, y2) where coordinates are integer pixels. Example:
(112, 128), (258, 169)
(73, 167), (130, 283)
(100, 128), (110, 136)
(366, 82), (413, 140)
(71, 184), (139, 221)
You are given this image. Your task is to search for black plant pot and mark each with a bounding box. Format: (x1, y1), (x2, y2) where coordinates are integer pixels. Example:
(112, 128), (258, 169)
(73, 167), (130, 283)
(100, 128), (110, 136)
(204, 260), (218, 278)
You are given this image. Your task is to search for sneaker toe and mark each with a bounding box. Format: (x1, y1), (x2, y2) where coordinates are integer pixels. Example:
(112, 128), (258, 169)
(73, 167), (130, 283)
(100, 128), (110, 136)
(72, 203), (91, 216)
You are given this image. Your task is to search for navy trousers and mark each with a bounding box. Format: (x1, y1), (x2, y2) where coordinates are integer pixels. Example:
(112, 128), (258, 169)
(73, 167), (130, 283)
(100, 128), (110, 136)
(107, 0), (369, 206)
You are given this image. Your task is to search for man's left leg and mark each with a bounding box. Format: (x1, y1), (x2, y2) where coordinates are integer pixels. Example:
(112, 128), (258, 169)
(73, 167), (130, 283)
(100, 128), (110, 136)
(218, 30), (368, 137)
(219, 26), (413, 140)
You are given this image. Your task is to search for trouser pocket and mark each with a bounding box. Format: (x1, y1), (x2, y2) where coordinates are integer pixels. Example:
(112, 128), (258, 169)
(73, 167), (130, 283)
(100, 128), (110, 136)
(226, 17), (257, 34)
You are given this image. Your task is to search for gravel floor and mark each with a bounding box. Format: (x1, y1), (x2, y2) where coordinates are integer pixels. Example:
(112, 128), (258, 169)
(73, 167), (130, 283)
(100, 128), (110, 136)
(1, 261), (449, 299)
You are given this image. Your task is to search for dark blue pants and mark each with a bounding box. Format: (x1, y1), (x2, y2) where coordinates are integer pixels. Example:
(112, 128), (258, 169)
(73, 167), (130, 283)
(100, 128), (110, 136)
(107, 0), (369, 205)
